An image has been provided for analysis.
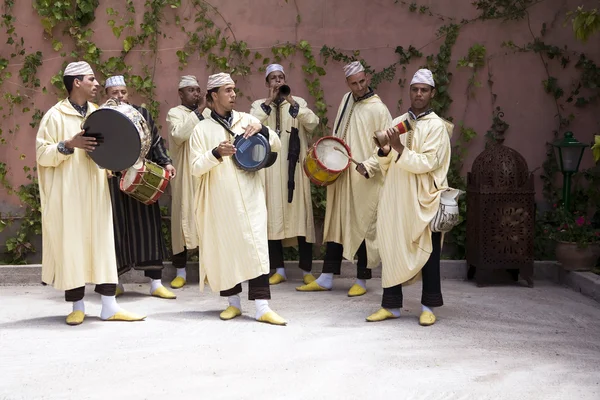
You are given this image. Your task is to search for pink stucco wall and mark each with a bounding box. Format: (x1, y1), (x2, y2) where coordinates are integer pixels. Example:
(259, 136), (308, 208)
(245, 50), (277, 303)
(0, 0), (598, 216)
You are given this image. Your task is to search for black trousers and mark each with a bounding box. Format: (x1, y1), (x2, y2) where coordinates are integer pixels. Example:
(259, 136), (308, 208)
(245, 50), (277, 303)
(381, 232), (443, 309)
(322, 240), (372, 280)
(65, 284), (117, 302)
(268, 237), (313, 272)
(172, 248), (187, 269)
(220, 274), (270, 300)
(134, 260), (162, 280)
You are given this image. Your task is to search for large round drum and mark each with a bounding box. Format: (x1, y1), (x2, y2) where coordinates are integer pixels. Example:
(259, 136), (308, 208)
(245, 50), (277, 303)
(232, 134), (277, 172)
(303, 136), (351, 186)
(82, 100), (151, 171)
(120, 160), (170, 205)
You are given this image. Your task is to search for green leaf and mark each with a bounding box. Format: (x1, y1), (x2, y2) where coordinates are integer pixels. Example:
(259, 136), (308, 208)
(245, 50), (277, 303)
(123, 36), (135, 52)
(52, 40), (63, 52)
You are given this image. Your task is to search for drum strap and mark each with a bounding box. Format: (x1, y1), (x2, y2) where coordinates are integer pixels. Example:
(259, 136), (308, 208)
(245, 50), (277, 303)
(334, 93), (352, 136)
(211, 111), (238, 139)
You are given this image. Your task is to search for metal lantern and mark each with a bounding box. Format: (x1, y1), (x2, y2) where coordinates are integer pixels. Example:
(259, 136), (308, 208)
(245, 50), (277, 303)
(552, 131), (588, 211)
(466, 111), (535, 287)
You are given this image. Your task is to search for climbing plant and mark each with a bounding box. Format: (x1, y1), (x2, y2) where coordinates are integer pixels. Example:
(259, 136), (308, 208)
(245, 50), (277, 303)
(0, 0), (598, 263)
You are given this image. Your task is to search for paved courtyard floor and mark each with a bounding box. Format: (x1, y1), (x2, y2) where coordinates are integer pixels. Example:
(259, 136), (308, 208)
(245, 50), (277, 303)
(1, 278), (599, 400)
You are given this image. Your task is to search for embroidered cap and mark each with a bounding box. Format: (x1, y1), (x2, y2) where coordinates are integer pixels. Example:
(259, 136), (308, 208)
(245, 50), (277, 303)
(105, 75), (126, 88)
(265, 64), (285, 79)
(179, 75), (200, 89)
(206, 72), (235, 90)
(343, 61), (365, 78)
(64, 61), (94, 77)
(410, 68), (435, 87)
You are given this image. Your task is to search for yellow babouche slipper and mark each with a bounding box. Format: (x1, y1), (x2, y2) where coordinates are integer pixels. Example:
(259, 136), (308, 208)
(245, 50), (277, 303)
(366, 308), (399, 322)
(347, 283), (367, 297)
(170, 276), (186, 289)
(152, 286), (177, 299)
(269, 273), (286, 285)
(419, 311), (436, 326)
(295, 281), (330, 292)
(103, 310), (146, 322)
(303, 274), (316, 284)
(66, 310), (85, 326)
(257, 311), (287, 326)
(115, 285), (125, 298)
(220, 306), (242, 321)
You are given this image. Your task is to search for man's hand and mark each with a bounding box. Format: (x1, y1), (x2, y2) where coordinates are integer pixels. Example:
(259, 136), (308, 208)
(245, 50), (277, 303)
(165, 164), (177, 178)
(386, 127), (404, 154)
(196, 94), (207, 115)
(216, 140), (236, 157)
(65, 130), (97, 152)
(265, 85), (278, 105)
(242, 123), (263, 139)
(356, 163), (369, 178)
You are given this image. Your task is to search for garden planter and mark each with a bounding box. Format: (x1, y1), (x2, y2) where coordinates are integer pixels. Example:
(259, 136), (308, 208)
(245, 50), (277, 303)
(555, 241), (600, 271)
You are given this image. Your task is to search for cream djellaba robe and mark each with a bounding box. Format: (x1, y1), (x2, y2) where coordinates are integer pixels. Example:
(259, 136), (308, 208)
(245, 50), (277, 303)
(250, 96), (318, 243)
(36, 99), (118, 290)
(377, 111), (452, 288)
(189, 110), (281, 292)
(166, 105), (211, 255)
(323, 91), (392, 267)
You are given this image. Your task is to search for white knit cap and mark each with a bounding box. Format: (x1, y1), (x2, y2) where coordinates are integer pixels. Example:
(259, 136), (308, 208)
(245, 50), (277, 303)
(265, 64), (285, 79)
(343, 61), (365, 78)
(179, 75), (200, 89)
(64, 61), (94, 77)
(410, 68), (435, 87)
(206, 72), (234, 90)
(105, 75), (126, 88)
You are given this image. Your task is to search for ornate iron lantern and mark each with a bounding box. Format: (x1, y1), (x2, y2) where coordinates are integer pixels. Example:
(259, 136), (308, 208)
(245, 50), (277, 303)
(552, 131), (588, 211)
(466, 110), (535, 287)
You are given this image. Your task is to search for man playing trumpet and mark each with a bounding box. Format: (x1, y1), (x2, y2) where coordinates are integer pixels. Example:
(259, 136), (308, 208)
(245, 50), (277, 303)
(250, 64), (320, 286)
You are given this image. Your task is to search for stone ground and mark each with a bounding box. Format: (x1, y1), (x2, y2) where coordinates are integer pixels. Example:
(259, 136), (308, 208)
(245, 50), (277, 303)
(0, 278), (599, 400)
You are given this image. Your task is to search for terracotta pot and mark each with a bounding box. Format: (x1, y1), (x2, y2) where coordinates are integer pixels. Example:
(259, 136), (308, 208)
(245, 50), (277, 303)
(555, 241), (600, 271)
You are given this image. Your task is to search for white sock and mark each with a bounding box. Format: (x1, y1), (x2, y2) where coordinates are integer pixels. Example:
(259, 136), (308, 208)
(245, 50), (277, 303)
(150, 279), (163, 293)
(275, 267), (287, 278)
(100, 295), (121, 320)
(255, 299), (271, 319)
(315, 272), (333, 289)
(228, 295), (241, 310)
(422, 305), (433, 314)
(302, 271), (311, 276)
(72, 300), (85, 313)
(176, 268), (187, 279)
(386, 308), (401, 317)
(355, 279), (367, 289)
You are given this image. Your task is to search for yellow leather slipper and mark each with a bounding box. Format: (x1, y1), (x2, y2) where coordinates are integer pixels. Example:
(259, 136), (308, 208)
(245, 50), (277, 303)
(419, 311), (436, 326)
(257, 311), (287, 326)
(170, 276), (186, 289)
(220, 306), (242, 321)
(347, 284), (367, 297)
(103, 310), (146, 322)
(295, 281), (330, 292)
(366, 308), (399, 322)
(269, 273), (286, 285)
(152, 286), (177, 299)
(66, 310), (85, 326)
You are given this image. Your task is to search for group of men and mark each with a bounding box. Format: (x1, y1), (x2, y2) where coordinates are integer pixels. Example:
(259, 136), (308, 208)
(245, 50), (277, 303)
(35, 59), (452, 327)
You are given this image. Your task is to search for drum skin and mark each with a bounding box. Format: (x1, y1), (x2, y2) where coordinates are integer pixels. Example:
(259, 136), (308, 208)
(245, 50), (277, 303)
(303, 136), (351, 187)
(232, 134), (272, 172)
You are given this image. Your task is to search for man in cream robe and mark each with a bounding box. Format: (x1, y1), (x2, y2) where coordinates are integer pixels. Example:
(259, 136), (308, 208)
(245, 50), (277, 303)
(189, 72), (286, 326)
(166, 75), (210, 289)
(36, 61), (144, 326)
(297, 61), (392, 297)
(367, 69), (452, 326)
(250, 64), (319, 286)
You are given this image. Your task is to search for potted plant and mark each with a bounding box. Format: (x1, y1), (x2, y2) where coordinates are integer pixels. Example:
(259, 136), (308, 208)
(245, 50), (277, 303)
(545, 206), (600, 271)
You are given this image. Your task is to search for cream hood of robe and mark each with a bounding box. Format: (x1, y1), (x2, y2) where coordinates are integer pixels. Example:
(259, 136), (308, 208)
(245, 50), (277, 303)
(166, 105), (211, 254)
(189, 110), (281, 292)
(323, 92), (392, 267)
(36, 99), (118, 290)
(377, 111), (452, 288)
(250, 96), (318, 243)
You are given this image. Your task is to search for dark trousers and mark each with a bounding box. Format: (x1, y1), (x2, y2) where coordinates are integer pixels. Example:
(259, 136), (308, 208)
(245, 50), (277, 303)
(135, 260), (162, 280)
(220, 274), (270, 300)
(172, 248), (187, 269)
(65, 284), (117, 302)
(268, 237), (313, 272)
(381, 232), (443, 309)
(322, 240), (372, 280)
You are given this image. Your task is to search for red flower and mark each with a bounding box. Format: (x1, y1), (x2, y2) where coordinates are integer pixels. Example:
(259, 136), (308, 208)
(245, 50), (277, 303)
(576, 216), (585, 226)
(553, 204), (557, 208)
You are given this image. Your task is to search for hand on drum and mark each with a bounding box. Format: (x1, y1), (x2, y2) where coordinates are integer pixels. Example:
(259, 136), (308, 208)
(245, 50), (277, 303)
(66, 130), (98, 152)
(242, 123), (262, 139)
(356, 163), (369, 179)
(165, 164), (177, 178)
(216, 140), (236, 157)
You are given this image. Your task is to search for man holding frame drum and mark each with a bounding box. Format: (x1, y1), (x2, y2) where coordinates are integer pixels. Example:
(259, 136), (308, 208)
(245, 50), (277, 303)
(250, 64), (320, 286)
(296, 61), (392, 297)
(35, 62), (144, 325)
(104, 75), (178, 300)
